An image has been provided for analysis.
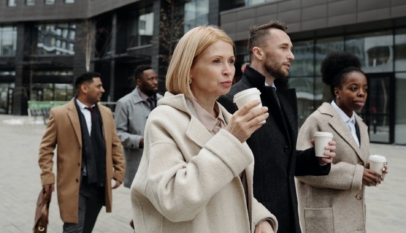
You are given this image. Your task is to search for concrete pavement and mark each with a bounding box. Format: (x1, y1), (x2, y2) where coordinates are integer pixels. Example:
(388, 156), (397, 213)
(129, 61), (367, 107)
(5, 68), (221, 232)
(0, 114), (405, 232)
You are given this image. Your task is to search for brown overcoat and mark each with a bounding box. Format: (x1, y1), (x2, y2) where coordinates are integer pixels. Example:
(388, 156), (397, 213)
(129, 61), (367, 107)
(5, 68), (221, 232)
(296, 103), (370, 233)
(38, 99), (125, 223)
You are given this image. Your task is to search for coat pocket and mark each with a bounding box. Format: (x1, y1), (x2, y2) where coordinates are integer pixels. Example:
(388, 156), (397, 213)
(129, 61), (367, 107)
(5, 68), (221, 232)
(304, 207), (334, 233)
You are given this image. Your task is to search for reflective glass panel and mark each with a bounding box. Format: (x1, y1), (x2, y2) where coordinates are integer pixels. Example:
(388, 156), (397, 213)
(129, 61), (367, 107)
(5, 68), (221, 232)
(395, 73), (406, 144)
(291, 40), (314, 77)
(395, 28), (406, 72)
(184, 0), (209, 33)
(0, 26), (17, 56)
(7, 0), (17, 7)
(36, 23), (75, 55)
(288, 77), (314, 127)
(127, 6), (154, 48)
(45, 0), (55, 5)
(345, 31), (393, 73)
(26, 0), (35, 6)
(315, 37), (344, 75)
(64, 0), (74, 3)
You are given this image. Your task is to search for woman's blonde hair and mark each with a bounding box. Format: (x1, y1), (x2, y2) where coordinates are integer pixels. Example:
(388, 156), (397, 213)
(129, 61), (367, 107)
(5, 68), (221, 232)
(166, 25), (234, 99)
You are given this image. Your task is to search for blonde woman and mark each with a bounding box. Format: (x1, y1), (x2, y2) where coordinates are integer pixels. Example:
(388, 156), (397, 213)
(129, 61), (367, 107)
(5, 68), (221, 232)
(131, 26), (278, 233)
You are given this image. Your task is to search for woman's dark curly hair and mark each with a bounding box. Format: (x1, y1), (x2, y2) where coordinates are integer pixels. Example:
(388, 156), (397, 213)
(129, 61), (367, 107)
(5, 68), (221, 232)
(321, 52), (365, 99)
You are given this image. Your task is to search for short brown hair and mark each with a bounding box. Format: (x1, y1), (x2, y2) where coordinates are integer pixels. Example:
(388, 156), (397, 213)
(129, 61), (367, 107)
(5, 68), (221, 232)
(166, 25), (234, 99)
(247, 20), (287, 60)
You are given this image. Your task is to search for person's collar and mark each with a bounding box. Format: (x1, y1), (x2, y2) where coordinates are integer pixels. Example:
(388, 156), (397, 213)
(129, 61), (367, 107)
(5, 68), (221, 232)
(264, 81), (277, 90)
(331, 101), (355, 123)
(137, 87), (154, 101)
(244, 66), (288, 89)
(75, 97), (95, 109)
(189, 97), (225, 133)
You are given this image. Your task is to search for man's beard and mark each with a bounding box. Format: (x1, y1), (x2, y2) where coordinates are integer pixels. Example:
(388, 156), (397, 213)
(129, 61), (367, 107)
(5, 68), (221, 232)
(144, 88), (158, 97)
(264, 59), (289, 79)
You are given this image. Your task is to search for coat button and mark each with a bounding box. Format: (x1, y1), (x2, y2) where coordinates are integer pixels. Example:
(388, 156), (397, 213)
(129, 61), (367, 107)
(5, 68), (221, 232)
(356, 194), (362, 200)
(284, 146), (289, 152)
(78, 162), (80, 166)
(76, 178), (79, 183)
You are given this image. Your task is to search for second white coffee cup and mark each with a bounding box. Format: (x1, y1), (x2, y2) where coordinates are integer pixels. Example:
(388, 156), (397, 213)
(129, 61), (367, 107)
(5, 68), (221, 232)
(233, 88), (265, 124)
(369, 155), (387, 176)
(313, 132), (333, 158)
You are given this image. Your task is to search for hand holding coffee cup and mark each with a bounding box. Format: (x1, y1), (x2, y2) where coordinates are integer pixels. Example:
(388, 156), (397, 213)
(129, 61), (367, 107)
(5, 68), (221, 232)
(233, 88), (266, 124)
(226, 99), (268, 143)
(313, 132), (336, 164)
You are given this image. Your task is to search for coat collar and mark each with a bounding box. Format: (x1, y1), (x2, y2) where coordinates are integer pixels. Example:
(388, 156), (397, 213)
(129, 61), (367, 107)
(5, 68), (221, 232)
(243, 66), (289, 90)
(66, 98), (109, 146)
(66, 99), (82, 146)
(158, 92), (233, 148)
(131, 87), (163, 105)
(318, 102), (368, 163)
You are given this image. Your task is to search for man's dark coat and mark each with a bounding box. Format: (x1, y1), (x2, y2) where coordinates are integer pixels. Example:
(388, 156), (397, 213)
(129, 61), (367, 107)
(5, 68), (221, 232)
(218, 66), (330, 233)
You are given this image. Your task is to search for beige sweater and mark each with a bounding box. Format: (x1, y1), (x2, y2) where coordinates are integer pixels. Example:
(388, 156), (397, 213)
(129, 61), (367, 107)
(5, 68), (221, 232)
(131, 92), (277, 233)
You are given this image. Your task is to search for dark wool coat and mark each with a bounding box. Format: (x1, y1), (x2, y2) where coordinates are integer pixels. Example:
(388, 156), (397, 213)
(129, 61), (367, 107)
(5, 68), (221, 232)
(218, 66), (330, 233)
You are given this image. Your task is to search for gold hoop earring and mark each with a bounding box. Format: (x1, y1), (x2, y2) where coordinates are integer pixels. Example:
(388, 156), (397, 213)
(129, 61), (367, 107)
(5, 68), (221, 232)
(336, 96), (340, 99)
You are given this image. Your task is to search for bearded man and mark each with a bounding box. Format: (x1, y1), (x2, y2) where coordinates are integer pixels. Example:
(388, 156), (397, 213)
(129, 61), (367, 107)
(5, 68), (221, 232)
(218, 21), (336, 233)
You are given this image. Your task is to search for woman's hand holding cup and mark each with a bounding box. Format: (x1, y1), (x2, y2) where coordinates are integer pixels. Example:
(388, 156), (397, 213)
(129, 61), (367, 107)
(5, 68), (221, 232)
(226, 100), (268, 143)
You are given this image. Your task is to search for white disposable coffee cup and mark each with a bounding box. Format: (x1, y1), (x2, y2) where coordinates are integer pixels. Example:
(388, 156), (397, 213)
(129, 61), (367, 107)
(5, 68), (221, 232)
(313, 132), (334, 158)
(369, 155), (387, 176)
(233, 88), (265, 124)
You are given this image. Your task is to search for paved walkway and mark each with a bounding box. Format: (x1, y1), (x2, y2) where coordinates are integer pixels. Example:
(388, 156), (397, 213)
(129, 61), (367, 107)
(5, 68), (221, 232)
(0, 114), (405, 232)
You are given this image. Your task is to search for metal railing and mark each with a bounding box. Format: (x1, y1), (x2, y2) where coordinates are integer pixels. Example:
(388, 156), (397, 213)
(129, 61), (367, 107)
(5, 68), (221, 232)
(27, 101), (116, 124)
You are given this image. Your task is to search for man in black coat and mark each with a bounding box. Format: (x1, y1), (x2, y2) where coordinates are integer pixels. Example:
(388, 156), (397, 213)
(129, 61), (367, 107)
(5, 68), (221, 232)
(218, 21), (336, 233)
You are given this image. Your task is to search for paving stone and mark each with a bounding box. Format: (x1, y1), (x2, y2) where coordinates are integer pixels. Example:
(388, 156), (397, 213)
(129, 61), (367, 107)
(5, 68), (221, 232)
(0, 114), (404, 233)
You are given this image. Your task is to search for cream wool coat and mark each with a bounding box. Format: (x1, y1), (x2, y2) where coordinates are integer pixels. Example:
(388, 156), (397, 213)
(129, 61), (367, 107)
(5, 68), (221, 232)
(131, 92), (278, 233)
(296, 103), (370, 233)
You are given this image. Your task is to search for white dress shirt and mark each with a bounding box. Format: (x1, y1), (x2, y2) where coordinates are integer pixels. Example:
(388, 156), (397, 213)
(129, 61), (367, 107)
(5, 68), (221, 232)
(75, 99), (95, 135)
(331, 101), (360, 147)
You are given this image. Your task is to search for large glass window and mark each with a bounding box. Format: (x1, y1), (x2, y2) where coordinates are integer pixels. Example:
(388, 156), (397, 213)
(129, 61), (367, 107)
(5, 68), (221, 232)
(0, 26), (17, 56)
(36, 23), (75, 55)
(288, 77), (315, 126)
(184, 0), (209, 33)
(31, 83), (73, 101)
(64, 0), (74, 3)
(45, 0), (55, 5)
(127, 6), (154, 48)
(0, 83), (14, 114)
(26, 0), (35, 6)
(229, 0), (284, 7)
(7, 0), (17, 7)
(346, 31), (393, 73)
(395, 73), (406, 144)
(290, 40), (314, 77)
(395, 28), (406, 72)
(315, 37), (344, 76)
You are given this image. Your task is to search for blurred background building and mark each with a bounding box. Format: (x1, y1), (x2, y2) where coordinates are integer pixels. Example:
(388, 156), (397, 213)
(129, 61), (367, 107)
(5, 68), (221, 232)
(1, 0), (406, 144)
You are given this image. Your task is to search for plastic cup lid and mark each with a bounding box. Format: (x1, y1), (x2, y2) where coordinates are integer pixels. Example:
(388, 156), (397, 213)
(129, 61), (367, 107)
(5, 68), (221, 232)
(313, 132), (333, 138)
(369, 155), (386, 162)
(233, 88), (261, 102)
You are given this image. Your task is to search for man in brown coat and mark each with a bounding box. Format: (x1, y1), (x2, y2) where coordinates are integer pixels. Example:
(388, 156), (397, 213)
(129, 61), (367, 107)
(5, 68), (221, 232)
(38, 72), (125, 232)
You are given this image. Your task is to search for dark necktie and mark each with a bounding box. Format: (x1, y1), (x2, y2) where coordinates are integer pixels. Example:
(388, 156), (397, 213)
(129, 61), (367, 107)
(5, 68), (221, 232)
(271, 87), (280, 107)
(146, 97), (155, 111)
(85, 106), (94, 115)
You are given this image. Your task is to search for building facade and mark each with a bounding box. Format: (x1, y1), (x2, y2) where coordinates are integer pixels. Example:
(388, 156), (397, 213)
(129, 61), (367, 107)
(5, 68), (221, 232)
(1, 0), (406, 144)
(221, 0), (406, 145)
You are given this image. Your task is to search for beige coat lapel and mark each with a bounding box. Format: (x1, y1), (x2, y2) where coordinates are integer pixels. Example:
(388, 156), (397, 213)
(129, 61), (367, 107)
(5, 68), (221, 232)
(66, 99), (82, 146)
(321, 104), (366, 163)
